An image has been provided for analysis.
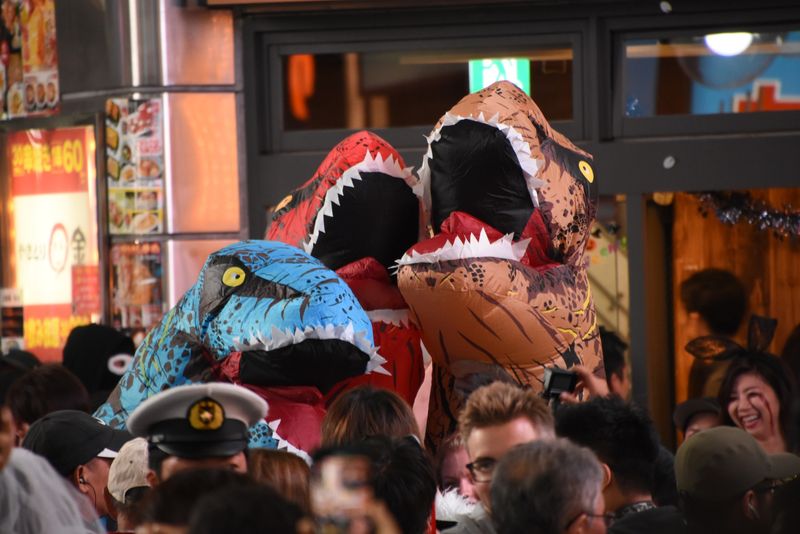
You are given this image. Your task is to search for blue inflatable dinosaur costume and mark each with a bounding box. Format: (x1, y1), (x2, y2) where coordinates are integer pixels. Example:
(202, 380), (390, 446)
(95, 241), (384, 455)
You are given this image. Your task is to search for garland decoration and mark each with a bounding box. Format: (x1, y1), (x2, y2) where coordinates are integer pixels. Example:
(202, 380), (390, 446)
(693, 191), (800, 239)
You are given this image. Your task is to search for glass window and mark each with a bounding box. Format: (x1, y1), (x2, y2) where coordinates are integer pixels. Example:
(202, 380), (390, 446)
(623, 30), (800, 117)
(281, 46), (574, 130)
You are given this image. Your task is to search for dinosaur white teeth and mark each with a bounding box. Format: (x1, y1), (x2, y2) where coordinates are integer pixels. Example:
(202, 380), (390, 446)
(366, 309), (410, 328)
(397, 232), (531, 266)
(419, 112), (545, 210)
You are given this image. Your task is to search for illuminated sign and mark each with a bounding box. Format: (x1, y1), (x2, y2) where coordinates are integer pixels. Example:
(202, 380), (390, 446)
(8, 126), (98, 360)
(469, 58), (531, 95)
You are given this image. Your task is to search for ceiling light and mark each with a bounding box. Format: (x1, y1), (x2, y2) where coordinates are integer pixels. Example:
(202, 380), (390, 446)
(704, 32), (753, 56)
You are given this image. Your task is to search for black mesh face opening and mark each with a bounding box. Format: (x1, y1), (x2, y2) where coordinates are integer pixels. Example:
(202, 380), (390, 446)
(311, 172), (419, 272)
(239, 339), (369, 393)
(429, 120), (533, 238)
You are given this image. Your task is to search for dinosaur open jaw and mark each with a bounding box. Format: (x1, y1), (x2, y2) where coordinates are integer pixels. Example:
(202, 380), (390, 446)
(233, 324), (388, 393)
(398, 226), (530, 266)
(304, 152), (419, 272)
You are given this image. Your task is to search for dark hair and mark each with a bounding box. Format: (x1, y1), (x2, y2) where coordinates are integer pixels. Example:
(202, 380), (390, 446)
(321, 386), (420, 447)
(248, 448), (310, 513)
(490, 439), (603, 534)
(0, 367), (26, 406)
(188, 484), (302, 534)
(680, 269), (747, 336)
(600, 327), (627, 381)
(680, 492), (768, 534)
(147, 442), (169, 478)
(555, 397), (660, 495)
(717, 352), (796, 441)
(139, 468), (256, 526)
(367, 436), (436, 534)
(313, 436), (436, 534)
(6, 364), (90, 424)
(108, 486), (150, 528)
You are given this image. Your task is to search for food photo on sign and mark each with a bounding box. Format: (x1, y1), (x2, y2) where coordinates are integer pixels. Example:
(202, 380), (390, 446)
(105, 97), (165, 235)
(0, 0), (59, 119)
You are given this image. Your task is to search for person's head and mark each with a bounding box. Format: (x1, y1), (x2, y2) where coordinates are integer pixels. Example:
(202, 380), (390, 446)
(600, 328), (630, 401)
(490, 439), (607, 534)
(127, 383), (268, 483)
(718, 352), (796, 452)
(680, 268), (747, 338)
(321, 385), (420, 447)
(137, 468), (256, 533)
(312, 436), (437, 534)
(673, 397), (721, 440)
(675, 426), (800, 534)
(0, 448), (105, 534)
(188, 484), (303, 534)
(21, 409), (131, 517)
(555, 397), (660, 513)
(435, 432), (476, 502)
(6, 363), (90, 443)
(248, 448), (311, 513)
(458, 381), (554, 506)
(62, 324), (135, 410)
(106, 437), (151, 531)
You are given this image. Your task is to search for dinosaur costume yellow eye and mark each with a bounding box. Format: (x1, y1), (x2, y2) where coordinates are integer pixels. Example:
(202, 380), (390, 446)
(578, 160), (594, 183)
(222, 266), (246, 287)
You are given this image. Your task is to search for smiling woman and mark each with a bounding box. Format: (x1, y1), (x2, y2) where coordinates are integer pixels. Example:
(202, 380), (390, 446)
(718, 352), (797, 454)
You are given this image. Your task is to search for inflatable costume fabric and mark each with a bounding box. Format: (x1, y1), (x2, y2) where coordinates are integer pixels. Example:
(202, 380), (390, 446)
(95, 241), (384, 458)
(396, 81), (603, 449)
(267, 131), (425, 406)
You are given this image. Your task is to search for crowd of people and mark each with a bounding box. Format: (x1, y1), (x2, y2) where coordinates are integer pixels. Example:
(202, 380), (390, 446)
(1, 267), (800, 534)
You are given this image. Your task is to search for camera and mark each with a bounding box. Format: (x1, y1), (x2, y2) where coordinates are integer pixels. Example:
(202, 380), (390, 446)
(542, 366), (578, 402)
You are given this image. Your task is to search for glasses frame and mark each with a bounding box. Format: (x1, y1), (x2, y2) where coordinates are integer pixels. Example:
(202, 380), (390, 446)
(465, 458), (497, 483)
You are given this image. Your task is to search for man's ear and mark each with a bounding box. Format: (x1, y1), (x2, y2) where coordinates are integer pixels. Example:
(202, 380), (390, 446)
(146, 468), (160, 487)
(15, 422), (29, 446)
(565, 513), (589, 534)
(73, 465), (90, 494)
(743, 490), (760, 519)
(601, 463), (613, 490)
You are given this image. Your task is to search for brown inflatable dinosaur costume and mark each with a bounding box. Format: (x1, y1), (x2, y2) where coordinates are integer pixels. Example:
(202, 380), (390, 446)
(396, 81), (603, 449)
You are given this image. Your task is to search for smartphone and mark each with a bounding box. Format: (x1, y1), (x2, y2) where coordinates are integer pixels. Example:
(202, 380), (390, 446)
(542, 366), (578, 400)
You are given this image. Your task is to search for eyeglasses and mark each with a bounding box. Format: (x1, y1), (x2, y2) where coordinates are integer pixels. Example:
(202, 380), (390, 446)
(465, 458), (497, 483)
(566, 511), (615, 529)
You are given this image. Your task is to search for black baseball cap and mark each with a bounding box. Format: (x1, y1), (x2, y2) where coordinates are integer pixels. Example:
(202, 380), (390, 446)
(0, 349), (40, 372)
(673, 397), (720, 432)
(21, 410), (131, 477)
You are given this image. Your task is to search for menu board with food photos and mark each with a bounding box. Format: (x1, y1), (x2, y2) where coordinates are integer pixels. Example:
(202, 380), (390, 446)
(110, 241), (165, 331)
(105, 97), (165, 235)
(1, 0), (59, 119)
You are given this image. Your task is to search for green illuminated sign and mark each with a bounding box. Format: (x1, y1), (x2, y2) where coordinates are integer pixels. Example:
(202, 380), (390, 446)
(469, 58), (531, 95)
